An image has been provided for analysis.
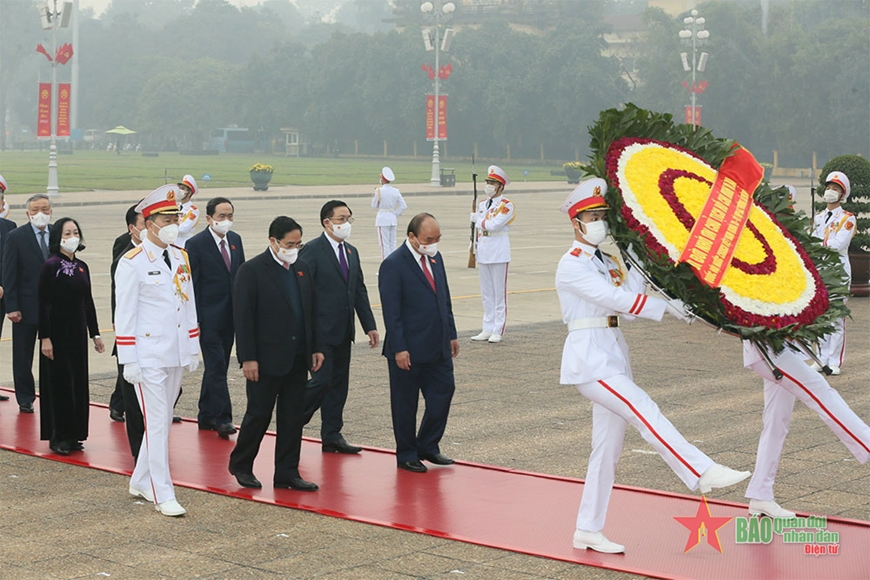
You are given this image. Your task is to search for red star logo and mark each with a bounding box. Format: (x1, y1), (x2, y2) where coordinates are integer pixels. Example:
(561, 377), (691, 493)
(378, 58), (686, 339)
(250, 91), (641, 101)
(674, 496), (732, 553)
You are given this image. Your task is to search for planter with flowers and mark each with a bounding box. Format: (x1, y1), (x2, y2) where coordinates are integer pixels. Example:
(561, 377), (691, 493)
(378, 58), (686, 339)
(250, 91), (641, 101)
(563, 161), (583, 184)
(249, 163), (274, 191)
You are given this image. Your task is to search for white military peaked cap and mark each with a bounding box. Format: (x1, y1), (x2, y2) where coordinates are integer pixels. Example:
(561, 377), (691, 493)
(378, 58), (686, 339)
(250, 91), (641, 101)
(560, 178), (609, 217)
(486, 165), (510, 187)
(824, 171), (850, 199)
(381, 167), (395, 182)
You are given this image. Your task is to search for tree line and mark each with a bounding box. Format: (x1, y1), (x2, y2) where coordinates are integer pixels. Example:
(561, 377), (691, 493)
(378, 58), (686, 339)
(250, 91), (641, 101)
(0, 0), (867, 166)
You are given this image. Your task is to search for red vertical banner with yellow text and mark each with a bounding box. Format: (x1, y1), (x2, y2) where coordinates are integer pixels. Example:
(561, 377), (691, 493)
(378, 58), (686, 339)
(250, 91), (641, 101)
(425, 94), (448, 141)
(57, 83), (71, 137)
(37, 83), (52, 138)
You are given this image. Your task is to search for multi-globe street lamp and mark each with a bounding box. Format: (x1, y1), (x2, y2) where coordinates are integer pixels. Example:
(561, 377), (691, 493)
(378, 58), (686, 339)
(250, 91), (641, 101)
(38, 0), (72, 196)
(679, 9), (710, 128)
(421, 1), (455, 187)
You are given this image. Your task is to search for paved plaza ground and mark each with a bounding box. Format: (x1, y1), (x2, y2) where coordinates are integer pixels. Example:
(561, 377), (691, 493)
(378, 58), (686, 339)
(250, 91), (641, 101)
(0, 179), (867, 579)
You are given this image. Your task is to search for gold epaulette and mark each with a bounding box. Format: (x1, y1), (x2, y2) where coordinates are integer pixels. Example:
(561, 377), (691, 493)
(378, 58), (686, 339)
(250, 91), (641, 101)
(123, 246), (143, 260)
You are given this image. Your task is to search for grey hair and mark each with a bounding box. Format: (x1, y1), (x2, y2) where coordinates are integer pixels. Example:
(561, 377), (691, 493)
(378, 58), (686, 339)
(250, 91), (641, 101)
(25, 194), (51, 211)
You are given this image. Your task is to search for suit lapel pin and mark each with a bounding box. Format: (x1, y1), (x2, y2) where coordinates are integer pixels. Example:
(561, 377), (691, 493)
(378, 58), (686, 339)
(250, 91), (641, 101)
(297, 271), (304, 277)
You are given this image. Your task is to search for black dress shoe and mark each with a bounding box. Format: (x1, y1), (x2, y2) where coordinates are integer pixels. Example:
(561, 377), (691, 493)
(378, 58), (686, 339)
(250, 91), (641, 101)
(234, 472), (262, 488)
(19, 403), (34, 414)
(397, 460), (428, 473)
(109, 408), (125, 422)
(322, 439), (362, 454)
(274, 477), (319, 491)
(0, 394), (9, 401)
(172, 416), (182, 423)
(49, 441), (71, 456)
(822, 365), (834, 376)
(198, 422), (216, 430)
(420, 453), (455, 465)
(216, 423), (237, 439)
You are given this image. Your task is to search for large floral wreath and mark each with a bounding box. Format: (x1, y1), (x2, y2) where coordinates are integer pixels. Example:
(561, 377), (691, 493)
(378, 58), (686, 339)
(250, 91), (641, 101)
(581, 104), (849, 354)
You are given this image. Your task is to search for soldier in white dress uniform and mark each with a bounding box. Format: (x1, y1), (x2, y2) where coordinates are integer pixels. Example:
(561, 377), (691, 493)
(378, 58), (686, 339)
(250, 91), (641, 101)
(371, 167), (407, 259)
(115, 184), (200, 517)
(175, 174), (200, 248)
(555, 178), (750, 554)
(470, 166), (514, 343)
(810, 171), (855, 375)
(0, 174), (9, 219)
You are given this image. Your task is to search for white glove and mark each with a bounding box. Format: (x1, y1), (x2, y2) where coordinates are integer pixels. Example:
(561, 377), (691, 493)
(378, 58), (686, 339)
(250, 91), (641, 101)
(123, 363), (142, 385)
(470, 212), (478, 225)
(665, 298), (691, 323)
(188, 358), (200, 373)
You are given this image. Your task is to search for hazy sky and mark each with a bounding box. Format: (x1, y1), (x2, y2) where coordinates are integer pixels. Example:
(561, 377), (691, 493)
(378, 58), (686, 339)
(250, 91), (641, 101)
(79, 0), (265, 17)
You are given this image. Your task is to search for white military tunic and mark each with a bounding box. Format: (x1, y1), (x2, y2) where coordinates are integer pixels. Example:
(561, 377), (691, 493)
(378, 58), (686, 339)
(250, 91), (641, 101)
(0, 199), (8, 219)
(556, 240), (714, 532)
(811, 206), (856, 369)
(472, 195), (515, 335)
(372, 183), (407, 259)
(115, 237), (200, 504)
(176, 201), (200, 248)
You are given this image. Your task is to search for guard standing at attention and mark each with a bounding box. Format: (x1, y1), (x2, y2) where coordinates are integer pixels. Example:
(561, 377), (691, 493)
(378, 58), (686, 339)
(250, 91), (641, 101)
(115, 184), (201, 517)
(810, 171), (855, 375)
(176, 174), (199, 248)
(470, 165), (514, 344)
(372, 167), (407, 260)
(556, 178), (750, 554)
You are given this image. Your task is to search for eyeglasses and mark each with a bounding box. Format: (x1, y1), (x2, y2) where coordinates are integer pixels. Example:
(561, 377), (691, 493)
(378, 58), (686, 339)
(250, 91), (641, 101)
(330, 216), (355, 224)
(284, 242), (305, 249)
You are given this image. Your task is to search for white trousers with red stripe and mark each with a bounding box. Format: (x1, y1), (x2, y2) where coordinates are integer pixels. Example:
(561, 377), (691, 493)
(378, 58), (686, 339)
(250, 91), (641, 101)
(377, 226), (397, 260)
(818, 316), (846, 369)
(745, 349), (870, 502)
(131, 366), (184, 505)
(574, 375), (714, 532)
(478, 262), (508, 335)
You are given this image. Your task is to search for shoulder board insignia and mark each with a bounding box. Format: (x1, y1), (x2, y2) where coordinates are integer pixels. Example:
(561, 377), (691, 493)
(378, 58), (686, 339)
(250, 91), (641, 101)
(123, 246), (143, 259)
(843, 211), (854, 217)
(570, 247), (582, 257)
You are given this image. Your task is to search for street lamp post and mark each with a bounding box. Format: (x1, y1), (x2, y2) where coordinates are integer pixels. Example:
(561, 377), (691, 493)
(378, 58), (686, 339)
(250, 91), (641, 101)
(39, 0), (72, 197)
(421, 1), (455, 188)
(679, 9), (709, 128)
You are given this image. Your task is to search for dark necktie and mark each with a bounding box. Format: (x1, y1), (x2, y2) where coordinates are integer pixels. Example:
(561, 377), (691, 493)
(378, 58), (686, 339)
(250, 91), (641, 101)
(38, 230), (49, 260)
(163, 249), (172, 271)
(220, 239), (231, 272)
(487, 198), (493, 209)
(420, 256), (436, 292)
(825, 211), (833, 223)
(594, 249), (605, 263)
(338, 242), (349, 281)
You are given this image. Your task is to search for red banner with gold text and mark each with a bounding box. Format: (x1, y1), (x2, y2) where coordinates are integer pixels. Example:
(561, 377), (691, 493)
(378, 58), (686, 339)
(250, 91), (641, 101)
(57, 83), (71, 137)
(37, 83), (52, 138)
(425, 94), (448, 141)
(678, 146), (764, 288)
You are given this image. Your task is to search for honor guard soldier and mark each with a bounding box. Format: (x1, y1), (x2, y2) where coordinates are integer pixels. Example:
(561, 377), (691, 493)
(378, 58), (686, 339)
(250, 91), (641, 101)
(0, 174), (9, 218)
(372, 167), (407, 259)
(470, 165), (514, 343)
(811, 171), (855, 375)
(176, 174), (200, 248)
(115, 185), (200, 517)
(556, 178), (750, 554)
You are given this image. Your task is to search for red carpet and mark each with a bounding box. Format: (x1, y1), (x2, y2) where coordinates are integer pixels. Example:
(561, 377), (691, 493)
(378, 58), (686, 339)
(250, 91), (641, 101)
(2, 390), (868, 580)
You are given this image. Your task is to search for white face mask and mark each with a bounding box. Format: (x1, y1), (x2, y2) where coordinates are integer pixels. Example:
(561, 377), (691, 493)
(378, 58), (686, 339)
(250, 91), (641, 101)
(152, 223), (180, 245)
(212, 220), (233, 235)
(60, 237), (80, 253)
(30, 211), (51, 228)
(133, 227), (146, 245)
(484, 184), (498, 198)
(276, 246), (298, 264)
(418, 242), (438, 257)
(330, 221), (352, 240)
(580, 219), (609, 246)
(823, 189), (841, 204)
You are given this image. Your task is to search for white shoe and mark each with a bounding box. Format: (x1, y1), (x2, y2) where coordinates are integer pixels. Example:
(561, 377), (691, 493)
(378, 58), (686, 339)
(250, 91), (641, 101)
(155, 499), (186, 517)
(487, 333), (502, 343)
(471, 331), (492, 341)
(810, 362), (823, 372)
(129, 485), (154, 503)
(572, 529), (625, 554)
(829, 366), (841, 375)
(698, 464), (751, 494)
(749, 499), (795, 519)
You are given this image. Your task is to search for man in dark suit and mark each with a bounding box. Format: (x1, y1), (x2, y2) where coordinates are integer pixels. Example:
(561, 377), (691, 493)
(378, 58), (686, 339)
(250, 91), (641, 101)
(378, 213), (460, 473)
(0, 185), (16, 402)
(299, 200), (378, 454)
(109, 204), (146, 461)
(2, 194), (52, 412)
(228, 216), (324, 491)
(186, 196), (245, 438)
(106, 205), (146, 423)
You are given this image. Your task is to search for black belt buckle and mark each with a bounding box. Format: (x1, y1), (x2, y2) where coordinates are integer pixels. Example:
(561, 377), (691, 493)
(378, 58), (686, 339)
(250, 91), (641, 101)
(607, 315), (619, 328)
